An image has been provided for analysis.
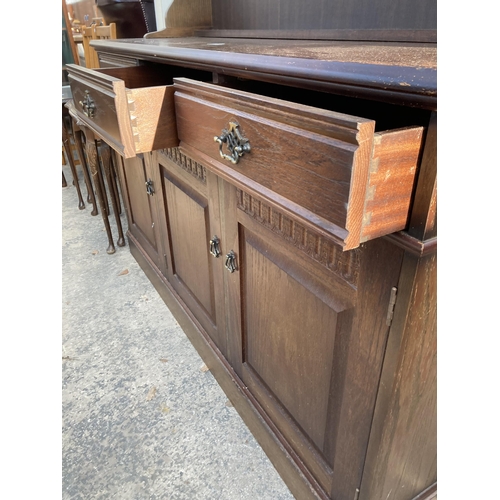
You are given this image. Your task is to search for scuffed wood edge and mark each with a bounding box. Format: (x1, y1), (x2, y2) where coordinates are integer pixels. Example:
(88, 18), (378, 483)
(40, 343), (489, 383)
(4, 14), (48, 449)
(360, 127), (424, 243)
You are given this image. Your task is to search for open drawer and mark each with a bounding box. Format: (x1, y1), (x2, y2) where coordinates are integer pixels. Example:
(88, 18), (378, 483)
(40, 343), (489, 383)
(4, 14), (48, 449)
(66, 64), (179, 158)
(174, 78), (425, 250)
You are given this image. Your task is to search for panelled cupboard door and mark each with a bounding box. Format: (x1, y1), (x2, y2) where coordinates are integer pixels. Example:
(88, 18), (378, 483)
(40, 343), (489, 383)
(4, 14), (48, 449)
(116, 153), (164, 271)
(220, 180), (405, 500)
(155, 149), (228, 358)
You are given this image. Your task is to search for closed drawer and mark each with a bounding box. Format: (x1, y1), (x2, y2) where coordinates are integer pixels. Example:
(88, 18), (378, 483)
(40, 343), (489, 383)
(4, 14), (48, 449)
(66, 64), (178, 158)
(174, 78), (424, 250)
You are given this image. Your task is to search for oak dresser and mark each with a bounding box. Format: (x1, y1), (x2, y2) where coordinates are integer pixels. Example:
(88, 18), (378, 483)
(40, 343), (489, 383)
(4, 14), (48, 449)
(65, 3), (437, 498)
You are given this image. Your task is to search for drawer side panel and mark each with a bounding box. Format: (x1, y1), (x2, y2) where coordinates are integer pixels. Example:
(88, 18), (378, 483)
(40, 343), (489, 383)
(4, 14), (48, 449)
(361, 127), (424, 242)
(129, 86), (179, 154)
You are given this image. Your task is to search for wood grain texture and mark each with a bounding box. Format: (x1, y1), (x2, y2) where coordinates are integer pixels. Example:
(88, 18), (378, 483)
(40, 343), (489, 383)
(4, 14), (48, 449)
(86, 30), (437, 500)
(164, 175), (215, 320)
(195, 29), (437, 43)
(174, 77), (372, 249)
(165, 0), (212, 29)
(91, 38), (437, 109)
(221, 176), (405, 499)
(236, 188), (361, 286)
(238, 225), (354, 493)
(159, 148), (207, 184)
(359, 252), (437, 500)
(117, 154), (160, 264)
(360, 126), (424, 242)
(126, 234), (327, 500)
(174, 78), (424, 250)
(128, 85), (178, 153)
(157, 156), (228, 356)
(66, 64), (179, 158)
(411, 482), (437, 500)
(408, 113), (437, 240)
(325, 238), (404, 500)
(210, 0), (436, 31)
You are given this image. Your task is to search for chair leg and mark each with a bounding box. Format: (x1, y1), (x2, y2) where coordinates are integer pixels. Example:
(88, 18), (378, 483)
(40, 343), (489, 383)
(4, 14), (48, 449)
(62, 170), (67, 187)
(84, 135), (116, 254)
(100, 142), (125, 247)
(73, 127), (98, 216)
(96, 140), (110, 214)
(109, 152), (122, 216)
(62, 120), (85, 210)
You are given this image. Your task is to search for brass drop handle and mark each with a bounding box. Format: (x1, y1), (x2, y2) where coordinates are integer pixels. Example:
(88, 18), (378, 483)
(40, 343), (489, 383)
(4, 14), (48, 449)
(214, 121), (251, 165)
(224, 250), (237, 273)
(79, 90), (96, 118)
(209, 236), (221, 258)
(145, 179), (154, 196)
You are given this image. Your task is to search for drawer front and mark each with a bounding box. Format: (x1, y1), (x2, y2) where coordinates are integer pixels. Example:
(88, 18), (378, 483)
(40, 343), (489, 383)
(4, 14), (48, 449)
(66, 64), (178, 158)
(174, 78), (424, 250)
(68, 69), (123, 150)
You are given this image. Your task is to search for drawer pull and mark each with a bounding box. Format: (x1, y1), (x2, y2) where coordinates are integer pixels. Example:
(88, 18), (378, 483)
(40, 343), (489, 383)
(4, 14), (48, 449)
(79, 90), (96, 118)
(209, 236), (221, 258)
(214, 121), (251, 164)
(145, 179), (155, 196)
(224, 250), (237, 273)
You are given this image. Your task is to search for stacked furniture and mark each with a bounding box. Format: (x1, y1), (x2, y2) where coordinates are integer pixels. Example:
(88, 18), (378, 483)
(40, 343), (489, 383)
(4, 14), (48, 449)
(65, 1), (437, 498)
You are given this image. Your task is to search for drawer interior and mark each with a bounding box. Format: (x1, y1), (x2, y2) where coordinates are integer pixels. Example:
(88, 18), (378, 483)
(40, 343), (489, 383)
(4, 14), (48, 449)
(96, 63), (212, 90)
(209, 75), (431, 133)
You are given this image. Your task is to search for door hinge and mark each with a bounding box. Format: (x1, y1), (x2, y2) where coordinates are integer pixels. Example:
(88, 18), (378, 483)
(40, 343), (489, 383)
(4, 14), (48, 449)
(385, 286), (398, 326)
(353, 488), (360, 500)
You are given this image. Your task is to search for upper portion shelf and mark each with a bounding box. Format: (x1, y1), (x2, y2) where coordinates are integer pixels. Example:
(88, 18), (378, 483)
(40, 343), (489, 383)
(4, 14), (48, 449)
(91, 37), (437, 109)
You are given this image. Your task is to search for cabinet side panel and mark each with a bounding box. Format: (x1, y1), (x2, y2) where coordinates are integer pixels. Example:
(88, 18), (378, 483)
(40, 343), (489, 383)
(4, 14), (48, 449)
(360, 252), (437, 500)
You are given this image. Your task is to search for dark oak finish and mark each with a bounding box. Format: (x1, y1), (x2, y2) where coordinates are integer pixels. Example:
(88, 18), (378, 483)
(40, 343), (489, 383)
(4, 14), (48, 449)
(221, 180), (405, 498)
(359, 252), (437, 500)
(91, 38), (437, 109)
(81, 125), (116, 254)
(62, 116), (85, 210)
(174, 78), (424, 250)
(66, 64), (179, 158)
(88, 27), (437, 500)
(99, 142), (126, 248)
(114, 153), (163, 265)
(195, 29), (437, 43)
(72, 120), (98, 214)
(155, 149), (228, 356)
(210, 0), (436, 31)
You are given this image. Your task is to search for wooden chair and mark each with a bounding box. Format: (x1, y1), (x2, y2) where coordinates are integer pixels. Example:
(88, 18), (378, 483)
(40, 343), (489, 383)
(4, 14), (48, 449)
(81, 25), (99, 69)
(95, 23), (116, 43)
(82, 22), (116, 69)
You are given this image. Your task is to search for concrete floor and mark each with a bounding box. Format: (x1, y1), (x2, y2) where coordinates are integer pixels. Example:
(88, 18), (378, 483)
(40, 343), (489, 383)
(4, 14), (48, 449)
(61, 162), (295, 500)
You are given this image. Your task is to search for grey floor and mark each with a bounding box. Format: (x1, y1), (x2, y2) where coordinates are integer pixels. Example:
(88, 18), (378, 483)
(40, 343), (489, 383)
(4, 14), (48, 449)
(62, 162), (295, 500)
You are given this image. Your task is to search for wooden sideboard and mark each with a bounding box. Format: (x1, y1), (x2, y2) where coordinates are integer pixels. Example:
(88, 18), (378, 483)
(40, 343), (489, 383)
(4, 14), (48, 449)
(66, 29), (436, 500)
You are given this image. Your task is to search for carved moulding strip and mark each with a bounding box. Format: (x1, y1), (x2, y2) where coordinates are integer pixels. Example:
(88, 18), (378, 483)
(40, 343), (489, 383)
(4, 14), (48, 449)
(236, 189), (360, 287)
(159, 147), (207, 184)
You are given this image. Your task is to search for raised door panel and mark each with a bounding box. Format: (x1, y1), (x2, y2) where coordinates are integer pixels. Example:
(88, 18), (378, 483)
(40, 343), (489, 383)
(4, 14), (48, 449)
(243, 230), (351, 454)
(157, 149), (227, 357)
(221, 181), (405, 500)
(118, 154), (161, 268)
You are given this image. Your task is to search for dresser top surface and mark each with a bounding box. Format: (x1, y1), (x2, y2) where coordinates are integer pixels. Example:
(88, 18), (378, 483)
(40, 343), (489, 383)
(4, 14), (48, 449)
(92, 37), (437, 108)
(94, 37), (436, 68)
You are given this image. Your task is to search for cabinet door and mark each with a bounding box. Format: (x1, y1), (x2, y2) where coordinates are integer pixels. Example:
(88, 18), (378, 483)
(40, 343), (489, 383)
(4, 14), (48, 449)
(221, 181), (404, 500)
(115, 153), (164, 270)
(156, 149), (228, 358)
